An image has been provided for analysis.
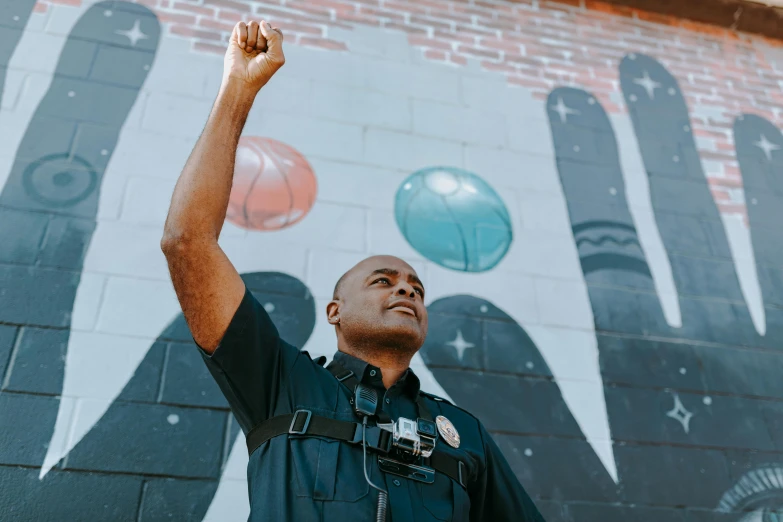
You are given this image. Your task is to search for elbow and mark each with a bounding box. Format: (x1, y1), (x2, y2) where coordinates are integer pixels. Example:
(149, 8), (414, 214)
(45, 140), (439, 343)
(160, 232), (193, 257)
(160, 235), (178, 256)
(160, 231), (215, 258)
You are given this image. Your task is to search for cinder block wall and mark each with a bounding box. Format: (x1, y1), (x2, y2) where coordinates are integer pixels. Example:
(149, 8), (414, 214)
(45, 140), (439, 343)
(1, 0), (782, 520)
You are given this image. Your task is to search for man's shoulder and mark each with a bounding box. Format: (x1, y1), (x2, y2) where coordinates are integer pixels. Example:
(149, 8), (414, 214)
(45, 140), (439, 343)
(419, 390), (483, 426)
(419, 389), (453, 405)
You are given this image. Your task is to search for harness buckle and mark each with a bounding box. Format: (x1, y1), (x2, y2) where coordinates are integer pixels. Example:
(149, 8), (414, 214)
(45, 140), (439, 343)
(289, 410), (312, 435)
(458, 460), (467, 488)
(335, 369), (355, 382)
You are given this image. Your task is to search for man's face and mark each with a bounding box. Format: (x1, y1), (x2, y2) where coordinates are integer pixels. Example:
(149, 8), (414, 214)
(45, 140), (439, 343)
(330, 256), (428, 354)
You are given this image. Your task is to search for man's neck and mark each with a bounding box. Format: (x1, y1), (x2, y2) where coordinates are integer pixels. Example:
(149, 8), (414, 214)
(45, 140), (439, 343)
(339, 346), (413, 389)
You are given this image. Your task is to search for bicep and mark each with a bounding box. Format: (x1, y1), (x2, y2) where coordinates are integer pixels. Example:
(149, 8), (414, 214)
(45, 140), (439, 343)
(163, 239), (245, 353)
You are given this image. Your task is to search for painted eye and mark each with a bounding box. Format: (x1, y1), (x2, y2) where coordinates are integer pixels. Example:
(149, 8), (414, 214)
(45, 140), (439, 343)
(718, 466), (783, 522)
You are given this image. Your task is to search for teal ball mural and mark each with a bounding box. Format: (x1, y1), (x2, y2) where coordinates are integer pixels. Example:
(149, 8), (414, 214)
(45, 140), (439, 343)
(394, 166), (513, 272)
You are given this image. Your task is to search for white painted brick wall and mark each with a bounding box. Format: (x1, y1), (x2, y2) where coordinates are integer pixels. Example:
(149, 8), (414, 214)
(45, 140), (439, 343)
(2, 4), (771, 519)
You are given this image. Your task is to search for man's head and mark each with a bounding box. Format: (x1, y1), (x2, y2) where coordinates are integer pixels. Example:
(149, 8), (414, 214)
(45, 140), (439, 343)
(326, 255), (428, 358)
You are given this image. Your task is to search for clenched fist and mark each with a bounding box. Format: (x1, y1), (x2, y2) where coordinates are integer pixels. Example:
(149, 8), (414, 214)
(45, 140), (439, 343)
(224, 20), (285, 92)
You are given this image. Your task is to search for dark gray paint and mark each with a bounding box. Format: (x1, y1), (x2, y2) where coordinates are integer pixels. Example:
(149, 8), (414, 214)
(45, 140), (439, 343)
(0, 466), (143, 522)
(2, 327), (69, 395)
(418, 53), (783, 520)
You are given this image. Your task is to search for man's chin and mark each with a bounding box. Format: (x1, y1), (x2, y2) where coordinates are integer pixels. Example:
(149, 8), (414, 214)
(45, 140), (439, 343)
(373, 323), (424, 352)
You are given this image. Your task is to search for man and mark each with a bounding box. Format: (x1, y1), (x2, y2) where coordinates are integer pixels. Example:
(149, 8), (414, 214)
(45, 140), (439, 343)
(161, 19), (545, 522)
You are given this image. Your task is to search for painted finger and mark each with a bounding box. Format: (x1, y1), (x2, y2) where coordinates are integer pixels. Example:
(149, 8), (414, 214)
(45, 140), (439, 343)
(0, 1), (38, 107)
(547, 86), (667, 337)
(57, 272), (315, 518)
(420, 295), (618, 510)
(0, 0), (160, 514)
(734, 114), (783, 345)
(619, 54), (755, 345)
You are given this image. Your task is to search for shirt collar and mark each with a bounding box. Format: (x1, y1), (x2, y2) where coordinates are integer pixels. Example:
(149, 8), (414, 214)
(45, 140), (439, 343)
(332, 351), (421, 398)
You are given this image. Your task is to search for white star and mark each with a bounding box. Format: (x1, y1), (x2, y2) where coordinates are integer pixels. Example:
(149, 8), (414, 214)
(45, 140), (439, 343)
(446, 330), (475, 361)
(550, 97), (580, 124)
(665, 393), (694, 434)
(115, 19), (149, 47)
(632, 70), (661, 99)
(754, 134), (780, 161)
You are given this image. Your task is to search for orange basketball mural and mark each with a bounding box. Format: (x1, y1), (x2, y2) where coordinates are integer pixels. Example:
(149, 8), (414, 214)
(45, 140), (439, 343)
(227, 136), (317, 231)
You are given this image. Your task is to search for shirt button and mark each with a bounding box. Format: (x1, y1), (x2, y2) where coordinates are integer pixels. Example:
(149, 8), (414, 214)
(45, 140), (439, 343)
(392, 479), (401, 487)
(385, 398), (390, 404)
(370, 370), (377, 377)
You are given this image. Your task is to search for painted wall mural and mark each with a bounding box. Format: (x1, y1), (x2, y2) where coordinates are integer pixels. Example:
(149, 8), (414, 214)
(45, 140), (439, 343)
(2, 0), (783, 520)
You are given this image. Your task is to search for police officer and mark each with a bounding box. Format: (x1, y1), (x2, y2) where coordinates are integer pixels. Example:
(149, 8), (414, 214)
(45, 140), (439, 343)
(161, 19), (545, 522)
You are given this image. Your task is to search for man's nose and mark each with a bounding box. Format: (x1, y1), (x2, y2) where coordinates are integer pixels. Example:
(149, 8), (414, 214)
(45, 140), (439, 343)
(396, 282), (416, 298)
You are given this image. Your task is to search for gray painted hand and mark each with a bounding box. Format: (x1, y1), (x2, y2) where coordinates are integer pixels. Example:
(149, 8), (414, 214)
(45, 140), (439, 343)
(421, 53), (783, 521)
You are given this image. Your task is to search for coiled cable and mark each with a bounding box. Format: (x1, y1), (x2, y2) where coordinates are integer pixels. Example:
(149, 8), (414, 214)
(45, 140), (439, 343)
(362, 417), (388, 522)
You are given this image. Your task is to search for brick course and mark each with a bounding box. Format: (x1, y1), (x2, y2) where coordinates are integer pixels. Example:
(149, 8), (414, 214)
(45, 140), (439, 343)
(34, 0), (783, 218)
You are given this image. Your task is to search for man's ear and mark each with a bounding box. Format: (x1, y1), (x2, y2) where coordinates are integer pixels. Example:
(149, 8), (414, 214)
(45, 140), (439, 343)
(326, 299), (340, 325)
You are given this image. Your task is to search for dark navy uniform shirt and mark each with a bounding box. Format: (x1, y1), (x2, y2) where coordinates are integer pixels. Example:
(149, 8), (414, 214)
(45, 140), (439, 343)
(201, 286), (545, 522)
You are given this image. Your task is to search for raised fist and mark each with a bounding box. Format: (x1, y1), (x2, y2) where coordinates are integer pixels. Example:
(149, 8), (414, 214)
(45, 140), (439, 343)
(224, 20), (285, 92)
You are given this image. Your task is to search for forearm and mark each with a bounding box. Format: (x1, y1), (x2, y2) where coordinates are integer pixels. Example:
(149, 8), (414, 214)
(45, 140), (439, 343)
(162, 79), (256, 246)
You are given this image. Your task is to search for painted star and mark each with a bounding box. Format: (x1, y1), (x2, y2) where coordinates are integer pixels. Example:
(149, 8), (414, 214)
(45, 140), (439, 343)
(115, 19), (149, 47)
(550, 97), (580, 124)
(754, 133), (780, 161)
(665, 393), (694, 434)
(446, 330), (475, 361)
(632, 70), (661, 99)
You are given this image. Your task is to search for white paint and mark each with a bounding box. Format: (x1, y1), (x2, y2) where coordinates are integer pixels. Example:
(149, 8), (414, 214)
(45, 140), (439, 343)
(724, 213), (765, 334)
(632, 70), (661, 99)
(665, 393), (694, 434)
(612, 113), (682, 328)
(445, 330), (475, 361)
(39, 331), (153, 478)
(114, 19), (149, 47)
(754, 133), (780, 161)
(550, 97), (580, 123)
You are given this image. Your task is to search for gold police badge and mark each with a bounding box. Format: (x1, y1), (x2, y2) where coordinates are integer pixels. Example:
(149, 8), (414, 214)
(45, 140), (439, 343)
(435, 415), (460, 448)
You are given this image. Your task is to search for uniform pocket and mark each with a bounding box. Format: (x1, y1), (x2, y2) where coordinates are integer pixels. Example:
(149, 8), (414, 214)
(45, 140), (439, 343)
(452, 481), (471, 522)
(290, 437), (371, 502)
(418, 473), (456, 521)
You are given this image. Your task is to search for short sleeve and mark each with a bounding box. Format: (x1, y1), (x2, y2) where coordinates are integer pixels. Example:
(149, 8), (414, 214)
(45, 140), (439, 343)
(470, 423), (546, 522)
(200, 286), (302, 434)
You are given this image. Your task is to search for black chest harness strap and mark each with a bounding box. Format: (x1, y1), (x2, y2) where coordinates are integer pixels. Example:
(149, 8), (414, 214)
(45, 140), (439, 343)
(245, 361), (468, 489)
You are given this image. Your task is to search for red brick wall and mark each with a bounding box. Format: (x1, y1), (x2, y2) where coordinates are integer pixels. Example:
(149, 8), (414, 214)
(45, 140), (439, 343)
(35, 0), (783, 215)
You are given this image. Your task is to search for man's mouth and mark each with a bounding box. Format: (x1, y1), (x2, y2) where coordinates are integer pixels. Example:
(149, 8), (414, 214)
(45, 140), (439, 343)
(388, 302), (417, 317)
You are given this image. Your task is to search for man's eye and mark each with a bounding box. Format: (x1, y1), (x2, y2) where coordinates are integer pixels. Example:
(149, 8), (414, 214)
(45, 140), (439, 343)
(415, 288), (424, 296)
(374, 278), (390, 285)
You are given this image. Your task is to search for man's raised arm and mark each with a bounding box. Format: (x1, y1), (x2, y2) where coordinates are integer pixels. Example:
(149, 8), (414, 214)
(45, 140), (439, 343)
(160, 20), (285, 353)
